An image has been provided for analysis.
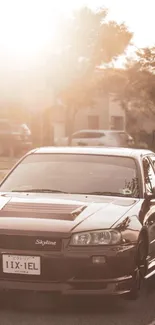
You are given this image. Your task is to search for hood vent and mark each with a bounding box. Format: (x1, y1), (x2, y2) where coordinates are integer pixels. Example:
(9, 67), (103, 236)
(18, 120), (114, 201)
(1, 202), (87, 221)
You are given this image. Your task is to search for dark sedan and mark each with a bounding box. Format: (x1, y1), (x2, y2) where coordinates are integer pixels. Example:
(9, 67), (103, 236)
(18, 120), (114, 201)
(0, 147), (154, 300)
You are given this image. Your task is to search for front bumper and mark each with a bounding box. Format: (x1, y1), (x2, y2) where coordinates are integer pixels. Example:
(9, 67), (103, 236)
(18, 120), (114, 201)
(0, 243), (136, 296)
(0, 275), (133, 295)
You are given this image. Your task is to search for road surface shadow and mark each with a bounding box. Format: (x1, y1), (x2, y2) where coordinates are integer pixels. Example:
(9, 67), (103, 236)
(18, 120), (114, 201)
(0, 291), (129, 314)
(0, 278), (155, 315)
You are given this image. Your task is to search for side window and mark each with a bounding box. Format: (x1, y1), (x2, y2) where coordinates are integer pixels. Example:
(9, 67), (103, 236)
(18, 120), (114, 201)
(73, 132), (101, 139)
(86, 132), (104, 139)
(86, 132), (106, 139)
(81, 132), (93, 139)
(72, 132), (85, 139)
(143, 157), (155, 194)
(97, 132), (105, 139)
(72, 132), (105, 139)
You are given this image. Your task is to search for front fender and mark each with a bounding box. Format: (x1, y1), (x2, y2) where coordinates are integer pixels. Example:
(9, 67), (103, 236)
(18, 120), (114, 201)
(114, 215), (142, 244)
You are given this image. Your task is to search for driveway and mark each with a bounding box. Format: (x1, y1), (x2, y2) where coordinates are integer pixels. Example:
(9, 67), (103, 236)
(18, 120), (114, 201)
(0, 278), (155, 325)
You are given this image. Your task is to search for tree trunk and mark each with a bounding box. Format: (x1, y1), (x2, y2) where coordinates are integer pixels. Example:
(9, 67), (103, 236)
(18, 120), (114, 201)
(65, 106), (77, 146)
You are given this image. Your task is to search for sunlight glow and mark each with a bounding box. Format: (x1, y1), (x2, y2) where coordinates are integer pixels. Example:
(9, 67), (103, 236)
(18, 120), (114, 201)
(0, 0), (154, 65)
(0, 0), (60, 62)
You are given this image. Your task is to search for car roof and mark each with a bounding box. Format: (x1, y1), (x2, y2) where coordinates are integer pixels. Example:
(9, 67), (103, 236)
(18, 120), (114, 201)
(32, 147), (153, 158)
(73, 129), (126, 134)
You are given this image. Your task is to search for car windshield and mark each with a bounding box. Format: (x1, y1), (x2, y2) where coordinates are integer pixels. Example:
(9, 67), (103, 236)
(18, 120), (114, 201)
(0, 154), (140, 198)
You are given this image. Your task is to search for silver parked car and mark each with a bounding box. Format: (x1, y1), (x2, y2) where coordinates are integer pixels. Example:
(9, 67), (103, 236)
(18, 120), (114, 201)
(56, 129), (135, 147)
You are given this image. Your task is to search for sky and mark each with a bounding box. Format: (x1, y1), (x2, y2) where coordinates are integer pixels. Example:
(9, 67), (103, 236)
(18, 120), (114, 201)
(0, 0), (154, 109)
(0, 0), (154, 63)
(76, 0), (155, 48)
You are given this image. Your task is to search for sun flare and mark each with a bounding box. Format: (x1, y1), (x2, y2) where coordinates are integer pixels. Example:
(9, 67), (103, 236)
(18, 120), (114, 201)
(0, 0), (61, 62)
(0, 0), (153, 65)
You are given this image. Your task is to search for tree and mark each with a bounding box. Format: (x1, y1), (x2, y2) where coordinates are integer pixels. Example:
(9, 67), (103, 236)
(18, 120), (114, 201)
(136, 47), (155, 73)
(0, 102), (28, 124)
(51, 7), (132, 142)
(98, 47), (155, 147)
(101, 64), (155, 113)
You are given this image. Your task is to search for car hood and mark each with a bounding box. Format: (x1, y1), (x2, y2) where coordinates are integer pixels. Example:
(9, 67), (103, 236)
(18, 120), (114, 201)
(0, 194), (141, 234)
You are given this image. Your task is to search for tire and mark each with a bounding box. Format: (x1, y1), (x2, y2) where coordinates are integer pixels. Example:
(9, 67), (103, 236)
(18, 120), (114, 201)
(125, 236), (147, 300)
(126, 267), (141, 300)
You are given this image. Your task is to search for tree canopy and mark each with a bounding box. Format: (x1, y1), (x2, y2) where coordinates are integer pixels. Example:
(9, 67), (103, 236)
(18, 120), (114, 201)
(97, 46), (155, 140)
(51, 7), (132, 138)
(102, 48), (155, 115)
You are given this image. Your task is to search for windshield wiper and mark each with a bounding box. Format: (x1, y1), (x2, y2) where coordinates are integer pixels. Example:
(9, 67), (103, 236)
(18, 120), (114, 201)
(11, 189), (69, 194)
(84, 191), (132, 197)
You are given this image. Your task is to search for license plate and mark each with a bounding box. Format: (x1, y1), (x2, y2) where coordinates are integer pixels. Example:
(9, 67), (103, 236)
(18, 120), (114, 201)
(2, 255), (41, 275)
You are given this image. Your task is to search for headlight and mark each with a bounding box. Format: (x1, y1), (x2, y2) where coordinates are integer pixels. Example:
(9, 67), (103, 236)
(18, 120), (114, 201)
(70, 230), (121, 246)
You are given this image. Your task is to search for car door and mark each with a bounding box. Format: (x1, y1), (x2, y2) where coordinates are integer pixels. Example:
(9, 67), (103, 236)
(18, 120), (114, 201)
(87, 132), (103, 146)
(71, 132), (100, 146)
(142, 155), (155, 260)
(103, 132), (119, 147)
(85, 132), (107, 146)
(81, 132), (96, 146)
(71, 132), (89, 146)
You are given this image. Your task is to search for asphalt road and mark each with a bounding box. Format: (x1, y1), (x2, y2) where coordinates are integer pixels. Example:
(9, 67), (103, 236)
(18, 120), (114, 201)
(0, 278), (155, 325)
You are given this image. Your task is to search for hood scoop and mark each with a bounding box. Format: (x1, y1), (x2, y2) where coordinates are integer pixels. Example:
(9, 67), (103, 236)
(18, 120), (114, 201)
(1, 201), (87, 221)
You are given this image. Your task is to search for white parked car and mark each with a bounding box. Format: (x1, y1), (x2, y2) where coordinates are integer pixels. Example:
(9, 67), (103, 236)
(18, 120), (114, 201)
(55, 129), (135, 148)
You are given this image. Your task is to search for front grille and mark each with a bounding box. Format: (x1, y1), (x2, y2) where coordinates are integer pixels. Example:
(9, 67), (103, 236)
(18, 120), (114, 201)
(73, 263), (128, 280)
(0, 234), (62, 251)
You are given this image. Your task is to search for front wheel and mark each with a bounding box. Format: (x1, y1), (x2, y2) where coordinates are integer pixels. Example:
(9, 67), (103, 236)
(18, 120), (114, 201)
(125, 237), (147, 300)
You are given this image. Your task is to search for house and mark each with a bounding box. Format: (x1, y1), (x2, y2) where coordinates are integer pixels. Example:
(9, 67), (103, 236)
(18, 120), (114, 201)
(51, 93), (126, 140)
